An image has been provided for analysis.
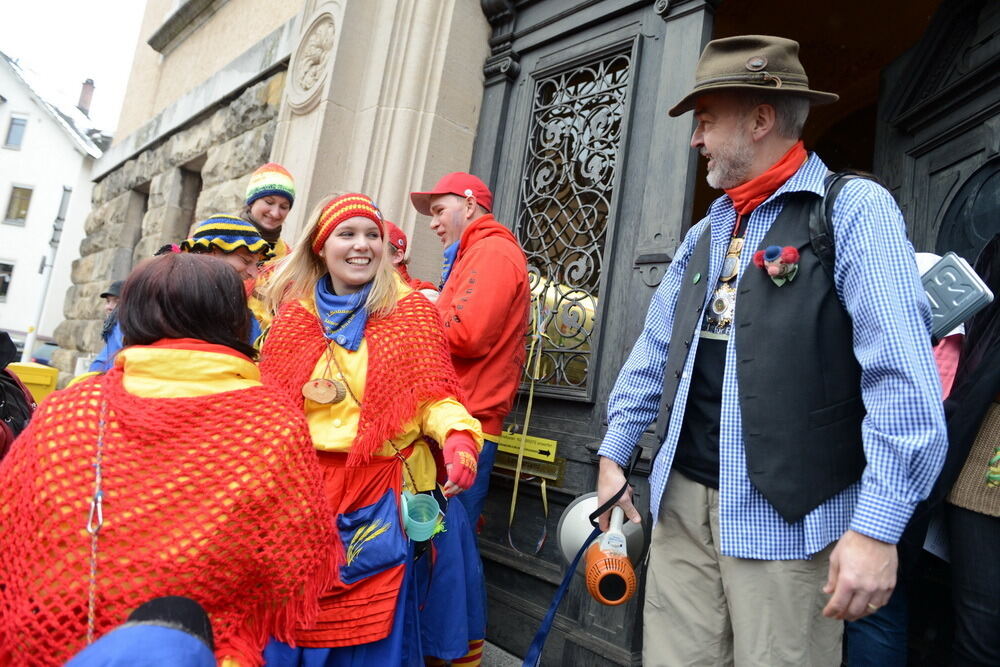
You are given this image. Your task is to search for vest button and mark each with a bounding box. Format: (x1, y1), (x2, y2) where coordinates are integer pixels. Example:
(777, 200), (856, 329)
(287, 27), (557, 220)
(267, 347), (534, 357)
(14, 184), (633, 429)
(674, 370), (681, 378)
(684, 339), (690, 348)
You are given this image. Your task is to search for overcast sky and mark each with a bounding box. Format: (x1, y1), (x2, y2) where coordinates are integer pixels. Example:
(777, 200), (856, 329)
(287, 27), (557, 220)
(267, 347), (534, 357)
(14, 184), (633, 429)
(0, 1), (146, 133)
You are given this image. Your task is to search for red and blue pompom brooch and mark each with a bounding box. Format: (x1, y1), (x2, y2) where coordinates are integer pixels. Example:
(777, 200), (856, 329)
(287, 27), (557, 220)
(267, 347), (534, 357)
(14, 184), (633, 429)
(753, 245), (800, 286)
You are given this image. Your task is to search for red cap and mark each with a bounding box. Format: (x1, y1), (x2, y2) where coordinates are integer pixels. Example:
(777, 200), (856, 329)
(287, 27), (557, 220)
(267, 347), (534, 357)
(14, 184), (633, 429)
(384, 220), (407, 254)
(409, 172), (493, 216)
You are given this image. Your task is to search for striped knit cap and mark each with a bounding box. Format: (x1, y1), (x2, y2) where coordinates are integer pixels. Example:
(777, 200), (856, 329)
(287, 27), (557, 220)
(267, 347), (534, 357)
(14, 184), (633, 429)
(311, 193), (384, 254)
(180, 214), (273, 257)
(245, 162), (296, 207)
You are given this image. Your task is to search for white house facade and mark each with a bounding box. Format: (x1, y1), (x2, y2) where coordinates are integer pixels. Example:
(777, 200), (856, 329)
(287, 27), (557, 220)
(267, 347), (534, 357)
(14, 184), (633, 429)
(0, 51), (105, 344)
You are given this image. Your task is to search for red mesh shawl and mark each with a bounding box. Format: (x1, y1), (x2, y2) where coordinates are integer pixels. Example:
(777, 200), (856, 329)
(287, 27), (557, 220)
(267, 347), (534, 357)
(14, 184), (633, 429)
(259, 291), (464, 465)
(0, 370), (336, 666)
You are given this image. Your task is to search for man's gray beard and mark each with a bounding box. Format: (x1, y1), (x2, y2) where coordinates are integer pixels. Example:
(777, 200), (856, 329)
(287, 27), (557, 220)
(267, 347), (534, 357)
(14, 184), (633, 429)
(705, 134), (755, 190)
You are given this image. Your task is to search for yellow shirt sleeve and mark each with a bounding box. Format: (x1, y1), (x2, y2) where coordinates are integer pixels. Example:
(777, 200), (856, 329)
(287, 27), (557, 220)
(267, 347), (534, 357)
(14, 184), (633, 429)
(420, 398), (483, 452)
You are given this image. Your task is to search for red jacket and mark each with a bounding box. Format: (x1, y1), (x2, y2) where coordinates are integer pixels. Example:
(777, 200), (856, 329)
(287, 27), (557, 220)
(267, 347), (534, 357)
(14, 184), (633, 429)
(438, 214), (530, 435)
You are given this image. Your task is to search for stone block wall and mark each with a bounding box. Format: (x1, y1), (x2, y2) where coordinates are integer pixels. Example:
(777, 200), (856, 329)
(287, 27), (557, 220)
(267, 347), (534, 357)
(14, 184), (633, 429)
(52, 70), (285, 385)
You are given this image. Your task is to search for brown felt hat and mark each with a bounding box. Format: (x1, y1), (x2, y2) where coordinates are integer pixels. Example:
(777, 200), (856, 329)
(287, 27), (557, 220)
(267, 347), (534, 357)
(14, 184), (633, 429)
(668, 35), (838, 117)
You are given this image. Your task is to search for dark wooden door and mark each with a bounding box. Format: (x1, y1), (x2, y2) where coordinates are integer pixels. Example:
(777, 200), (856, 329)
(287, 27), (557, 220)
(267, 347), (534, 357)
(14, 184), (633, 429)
(471, 1), (717, 664)
(874, 0), (1000, 260)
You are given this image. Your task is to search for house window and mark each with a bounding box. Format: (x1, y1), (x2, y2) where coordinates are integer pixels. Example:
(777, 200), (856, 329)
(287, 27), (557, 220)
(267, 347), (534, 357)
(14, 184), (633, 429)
(0, 262), (13, 302)
(4, 116), (26, 149)
(4, 186), (32, 225)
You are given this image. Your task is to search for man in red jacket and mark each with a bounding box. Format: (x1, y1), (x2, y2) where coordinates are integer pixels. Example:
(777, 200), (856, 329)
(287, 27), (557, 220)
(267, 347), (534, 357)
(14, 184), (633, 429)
(411, 172), (530, 524)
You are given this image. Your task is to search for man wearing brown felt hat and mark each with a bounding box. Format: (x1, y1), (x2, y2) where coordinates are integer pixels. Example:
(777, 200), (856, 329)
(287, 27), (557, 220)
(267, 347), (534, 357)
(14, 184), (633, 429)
(594, 35), (946, 665)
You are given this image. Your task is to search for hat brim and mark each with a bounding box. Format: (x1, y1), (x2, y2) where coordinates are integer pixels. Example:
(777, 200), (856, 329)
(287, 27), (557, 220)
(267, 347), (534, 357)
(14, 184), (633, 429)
(99, 291), (118, 299)
(409, 191), (440, 216)
(668, 85), (839, 117)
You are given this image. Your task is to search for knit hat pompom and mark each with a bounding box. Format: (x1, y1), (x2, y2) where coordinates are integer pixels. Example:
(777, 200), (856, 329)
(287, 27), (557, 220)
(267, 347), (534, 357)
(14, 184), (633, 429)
(384, 220), (408, 254)
(311, 193), (384, 254)
(180, 214), (272, 257)
(245, 162), (296, 208)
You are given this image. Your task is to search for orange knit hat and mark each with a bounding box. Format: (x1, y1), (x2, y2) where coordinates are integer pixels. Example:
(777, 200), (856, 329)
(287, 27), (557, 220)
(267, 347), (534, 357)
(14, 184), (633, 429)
(311, 193), (384, 254)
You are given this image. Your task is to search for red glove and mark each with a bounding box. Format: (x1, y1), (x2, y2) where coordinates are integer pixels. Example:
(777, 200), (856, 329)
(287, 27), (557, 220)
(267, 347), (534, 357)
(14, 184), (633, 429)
(442, 430), (479, 496)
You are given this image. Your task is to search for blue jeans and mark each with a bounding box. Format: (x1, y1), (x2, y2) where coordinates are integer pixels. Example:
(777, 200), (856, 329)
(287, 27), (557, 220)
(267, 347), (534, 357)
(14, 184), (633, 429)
(844, 579), (908, 666)
(454, 439), (498, 524)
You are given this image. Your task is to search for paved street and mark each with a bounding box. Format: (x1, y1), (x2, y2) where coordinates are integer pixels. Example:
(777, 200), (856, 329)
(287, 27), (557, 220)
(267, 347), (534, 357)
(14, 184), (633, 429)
(484, 641), (521, 666)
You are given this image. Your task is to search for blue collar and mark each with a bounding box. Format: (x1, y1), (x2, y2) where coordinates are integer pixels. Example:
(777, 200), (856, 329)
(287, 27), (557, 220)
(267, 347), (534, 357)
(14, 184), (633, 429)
(313, 276), (371, 351)
(440, 241), (461, 288)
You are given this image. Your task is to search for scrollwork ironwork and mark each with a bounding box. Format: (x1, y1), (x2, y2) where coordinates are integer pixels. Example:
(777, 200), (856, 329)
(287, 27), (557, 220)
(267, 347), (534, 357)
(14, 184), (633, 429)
(514, 50), (631, 393)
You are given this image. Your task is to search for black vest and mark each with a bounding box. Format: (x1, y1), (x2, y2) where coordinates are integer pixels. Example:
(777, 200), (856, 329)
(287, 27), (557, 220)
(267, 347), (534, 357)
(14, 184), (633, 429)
(655, 193), (866, 523)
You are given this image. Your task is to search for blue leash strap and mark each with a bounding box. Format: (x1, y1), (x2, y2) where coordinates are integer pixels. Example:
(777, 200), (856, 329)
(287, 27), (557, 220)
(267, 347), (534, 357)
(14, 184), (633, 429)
(521, 447), (642, 666)
(521, 525), (601, 667)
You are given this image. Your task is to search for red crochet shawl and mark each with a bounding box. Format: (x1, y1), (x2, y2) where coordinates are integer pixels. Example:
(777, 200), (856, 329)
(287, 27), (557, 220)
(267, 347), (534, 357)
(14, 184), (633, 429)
(0, 371), (336, 667)
(259, 291), (463, 464)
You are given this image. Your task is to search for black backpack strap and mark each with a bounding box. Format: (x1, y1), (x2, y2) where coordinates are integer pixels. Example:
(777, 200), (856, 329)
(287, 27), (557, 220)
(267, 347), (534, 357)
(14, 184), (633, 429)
(810, 171), (868, 280)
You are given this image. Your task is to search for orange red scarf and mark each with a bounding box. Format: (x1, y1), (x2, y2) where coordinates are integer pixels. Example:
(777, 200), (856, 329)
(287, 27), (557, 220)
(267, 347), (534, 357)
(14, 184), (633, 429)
(725, 140), (807, 215)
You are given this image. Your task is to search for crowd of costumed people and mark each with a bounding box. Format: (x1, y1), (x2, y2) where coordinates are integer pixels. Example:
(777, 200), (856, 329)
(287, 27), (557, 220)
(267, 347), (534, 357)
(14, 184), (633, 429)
(0, 164), (498, 667)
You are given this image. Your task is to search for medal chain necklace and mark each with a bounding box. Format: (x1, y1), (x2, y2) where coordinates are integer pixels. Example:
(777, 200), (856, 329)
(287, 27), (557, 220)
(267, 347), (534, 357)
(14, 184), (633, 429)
(719, 213), (747, 283)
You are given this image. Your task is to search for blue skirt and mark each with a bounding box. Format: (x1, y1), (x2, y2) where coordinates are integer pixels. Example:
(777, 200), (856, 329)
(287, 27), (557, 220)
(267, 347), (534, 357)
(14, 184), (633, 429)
(263, 543), (422, 667)
(415, 498), (487, 660)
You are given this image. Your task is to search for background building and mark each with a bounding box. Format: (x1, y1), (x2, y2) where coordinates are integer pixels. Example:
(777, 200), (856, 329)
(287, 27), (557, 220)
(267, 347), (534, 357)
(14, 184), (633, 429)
(53, 0), (1000, 664)
(0, 52), (107, 352)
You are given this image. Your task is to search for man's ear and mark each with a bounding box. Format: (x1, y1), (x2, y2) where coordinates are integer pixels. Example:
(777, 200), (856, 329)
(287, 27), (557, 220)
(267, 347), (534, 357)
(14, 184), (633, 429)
(464, 195), (478, 220)
(751, 103), (777, 141)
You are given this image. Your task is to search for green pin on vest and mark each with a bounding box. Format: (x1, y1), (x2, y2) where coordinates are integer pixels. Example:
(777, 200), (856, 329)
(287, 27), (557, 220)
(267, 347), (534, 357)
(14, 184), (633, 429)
(693, 272), (701, 284)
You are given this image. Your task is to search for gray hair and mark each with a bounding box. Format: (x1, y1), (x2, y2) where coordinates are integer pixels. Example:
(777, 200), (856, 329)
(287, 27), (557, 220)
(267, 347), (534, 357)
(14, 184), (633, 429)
(738, 93), (810, 139)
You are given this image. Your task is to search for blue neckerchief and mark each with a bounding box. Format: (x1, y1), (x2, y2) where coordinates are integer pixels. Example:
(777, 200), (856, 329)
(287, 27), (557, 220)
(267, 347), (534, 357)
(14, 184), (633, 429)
(440, 241), (460, 288)
(313, 276), (371, 351)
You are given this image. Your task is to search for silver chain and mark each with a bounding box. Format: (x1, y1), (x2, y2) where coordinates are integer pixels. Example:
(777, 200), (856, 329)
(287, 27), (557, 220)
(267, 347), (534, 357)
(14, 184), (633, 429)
(85, 397), (108, 644)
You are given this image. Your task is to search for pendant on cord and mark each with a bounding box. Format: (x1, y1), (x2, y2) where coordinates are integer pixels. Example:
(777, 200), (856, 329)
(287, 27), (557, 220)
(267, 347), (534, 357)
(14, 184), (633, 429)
(302, 378), (347, 404)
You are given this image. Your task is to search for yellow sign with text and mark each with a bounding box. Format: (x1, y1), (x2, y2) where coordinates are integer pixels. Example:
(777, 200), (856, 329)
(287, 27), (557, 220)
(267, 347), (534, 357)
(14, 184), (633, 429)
(497, 431), (558, 463)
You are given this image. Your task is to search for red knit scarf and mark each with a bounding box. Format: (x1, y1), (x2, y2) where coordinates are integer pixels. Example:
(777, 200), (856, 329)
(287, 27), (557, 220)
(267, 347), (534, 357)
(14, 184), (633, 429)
(396, 264), (437, 293)
(259, 291), (463, 465)
(724, 140), (807, 215)
(0, 371), (336, 667)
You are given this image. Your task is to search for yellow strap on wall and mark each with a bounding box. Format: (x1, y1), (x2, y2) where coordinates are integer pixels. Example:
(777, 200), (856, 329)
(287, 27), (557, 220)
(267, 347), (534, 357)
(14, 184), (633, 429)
(506, 295), (548, 555)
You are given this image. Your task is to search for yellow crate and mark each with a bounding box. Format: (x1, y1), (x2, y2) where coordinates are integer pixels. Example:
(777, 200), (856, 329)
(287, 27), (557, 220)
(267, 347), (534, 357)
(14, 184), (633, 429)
(7, 362), (59, 403)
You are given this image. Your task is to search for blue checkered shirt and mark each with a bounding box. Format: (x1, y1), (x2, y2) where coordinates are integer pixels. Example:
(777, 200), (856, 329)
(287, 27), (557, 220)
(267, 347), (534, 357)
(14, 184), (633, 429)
(598, 153), (947, 559)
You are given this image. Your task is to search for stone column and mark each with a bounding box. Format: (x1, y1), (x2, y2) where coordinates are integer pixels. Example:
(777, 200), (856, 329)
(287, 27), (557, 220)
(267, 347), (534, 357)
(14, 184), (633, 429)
(271, 0), (490, 283)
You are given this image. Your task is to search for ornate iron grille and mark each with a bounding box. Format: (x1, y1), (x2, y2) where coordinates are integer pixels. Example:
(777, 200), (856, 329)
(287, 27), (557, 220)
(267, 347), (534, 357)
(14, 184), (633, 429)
(515, 49), (631, 395)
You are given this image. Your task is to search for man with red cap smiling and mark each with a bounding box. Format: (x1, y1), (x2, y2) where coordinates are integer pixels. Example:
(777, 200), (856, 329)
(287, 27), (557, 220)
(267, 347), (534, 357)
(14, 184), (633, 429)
(410, 172), (530, 526)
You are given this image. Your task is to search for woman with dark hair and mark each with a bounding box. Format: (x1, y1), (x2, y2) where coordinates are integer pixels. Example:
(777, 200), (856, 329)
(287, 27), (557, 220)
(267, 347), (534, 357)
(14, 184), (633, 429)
(0, 252), (336, 667)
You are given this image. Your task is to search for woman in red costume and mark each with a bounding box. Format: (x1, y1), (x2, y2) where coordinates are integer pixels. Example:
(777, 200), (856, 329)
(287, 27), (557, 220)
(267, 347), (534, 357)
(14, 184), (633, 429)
(0, 253), (336, 666)
(257, 193), (482, 666)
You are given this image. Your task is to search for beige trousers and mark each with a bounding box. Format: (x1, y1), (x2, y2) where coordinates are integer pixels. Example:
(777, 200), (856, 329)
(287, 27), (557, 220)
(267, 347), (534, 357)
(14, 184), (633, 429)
(642, 472), (842, 667)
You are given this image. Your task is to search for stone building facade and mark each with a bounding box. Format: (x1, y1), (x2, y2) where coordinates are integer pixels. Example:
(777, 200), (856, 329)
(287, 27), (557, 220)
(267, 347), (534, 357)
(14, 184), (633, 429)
(53, 0), (488, 383)
(53, 71), (285, 380)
